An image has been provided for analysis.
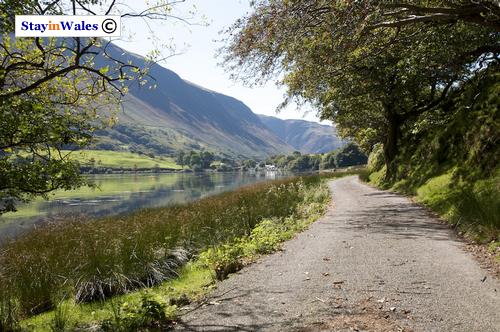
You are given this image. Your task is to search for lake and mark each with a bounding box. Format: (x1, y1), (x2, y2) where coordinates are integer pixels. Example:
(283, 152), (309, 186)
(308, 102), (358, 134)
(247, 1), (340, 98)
(0, 171), (293, 240)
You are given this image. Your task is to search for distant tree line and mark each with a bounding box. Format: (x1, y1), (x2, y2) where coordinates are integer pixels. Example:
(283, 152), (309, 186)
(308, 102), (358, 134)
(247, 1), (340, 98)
(265, 143), (367, 172)
(176, 151), (246, 172)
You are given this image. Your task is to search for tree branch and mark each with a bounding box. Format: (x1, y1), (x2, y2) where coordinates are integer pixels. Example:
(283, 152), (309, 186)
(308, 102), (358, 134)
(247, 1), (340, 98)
(369, 2), (500, 32)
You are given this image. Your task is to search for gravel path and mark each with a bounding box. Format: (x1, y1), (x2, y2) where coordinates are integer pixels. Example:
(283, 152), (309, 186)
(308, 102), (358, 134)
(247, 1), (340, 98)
(176, 176), (500, 332)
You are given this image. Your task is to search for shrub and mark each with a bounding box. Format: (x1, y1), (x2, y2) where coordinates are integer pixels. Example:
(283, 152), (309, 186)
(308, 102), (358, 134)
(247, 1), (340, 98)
(367, 144), (384, 172)
(199, 244), (245, 281)
(249, 219), (289, 254)
(101, 293), (174, 331)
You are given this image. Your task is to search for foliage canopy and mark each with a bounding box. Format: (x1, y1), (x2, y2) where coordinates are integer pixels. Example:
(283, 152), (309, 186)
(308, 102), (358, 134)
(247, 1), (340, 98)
(223, 0), (499, 179)
(0, 0), (193, 213)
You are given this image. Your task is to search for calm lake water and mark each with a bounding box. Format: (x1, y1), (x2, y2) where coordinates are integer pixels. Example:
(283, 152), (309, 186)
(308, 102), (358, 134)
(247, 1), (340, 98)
(0, 171), (293, 240)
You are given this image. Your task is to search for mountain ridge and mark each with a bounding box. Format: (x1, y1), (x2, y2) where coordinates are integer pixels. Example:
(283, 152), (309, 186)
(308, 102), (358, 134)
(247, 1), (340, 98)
(93, 43), (343, 158)
(258, 114), (346, 154)
(93, 43), (293, 158)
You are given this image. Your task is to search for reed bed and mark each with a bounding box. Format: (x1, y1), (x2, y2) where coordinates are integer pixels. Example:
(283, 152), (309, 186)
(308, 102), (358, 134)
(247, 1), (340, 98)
(0, 175), (322, 321)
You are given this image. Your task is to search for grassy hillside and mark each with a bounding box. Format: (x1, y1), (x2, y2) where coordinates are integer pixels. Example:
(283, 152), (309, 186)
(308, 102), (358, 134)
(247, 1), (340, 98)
(91, 44), (293, 159)
(92, 123), (200, 156)
(68, 150), (182, 170)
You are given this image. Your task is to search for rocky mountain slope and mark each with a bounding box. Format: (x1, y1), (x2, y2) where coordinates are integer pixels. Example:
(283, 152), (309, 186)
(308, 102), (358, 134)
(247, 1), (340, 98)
(258, 115), (345, 153)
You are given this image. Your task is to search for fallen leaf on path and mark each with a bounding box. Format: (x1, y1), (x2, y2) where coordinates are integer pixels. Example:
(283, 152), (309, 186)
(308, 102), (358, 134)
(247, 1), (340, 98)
(410, 281), (426, 285)
(208, 301), (221, 306)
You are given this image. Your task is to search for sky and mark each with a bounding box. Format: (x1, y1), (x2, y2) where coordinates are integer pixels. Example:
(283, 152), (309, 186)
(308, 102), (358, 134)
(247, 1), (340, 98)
(113, 0), (327, 124)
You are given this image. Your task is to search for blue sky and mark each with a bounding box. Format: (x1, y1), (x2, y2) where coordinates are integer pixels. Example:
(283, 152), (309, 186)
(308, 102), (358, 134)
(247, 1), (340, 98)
(113, 0), (327, 124)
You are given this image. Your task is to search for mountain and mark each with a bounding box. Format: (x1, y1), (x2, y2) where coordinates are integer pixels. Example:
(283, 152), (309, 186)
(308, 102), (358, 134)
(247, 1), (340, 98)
(93, 43), (293, 159)
(258, 115), (346, 154)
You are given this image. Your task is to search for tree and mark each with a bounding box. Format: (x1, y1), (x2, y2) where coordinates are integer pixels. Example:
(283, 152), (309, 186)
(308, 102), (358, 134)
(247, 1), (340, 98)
(200, 151), (215, 169)
(367, 1), (500, 32)
(310, 154), (321, 170)
(288, 155), (310, 172)
(335, 143), (368, 168)
(176, 151), (186, 167)
(222, 0), (499, 180)
(188, 152), (201, 168)
(0, 0), (195, 213)
(321, 152), (337, 170)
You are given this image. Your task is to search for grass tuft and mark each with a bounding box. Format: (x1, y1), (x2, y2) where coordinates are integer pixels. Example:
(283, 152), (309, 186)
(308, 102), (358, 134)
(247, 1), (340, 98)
(0, 296), (19, 332)
(49, 303), (71, 332)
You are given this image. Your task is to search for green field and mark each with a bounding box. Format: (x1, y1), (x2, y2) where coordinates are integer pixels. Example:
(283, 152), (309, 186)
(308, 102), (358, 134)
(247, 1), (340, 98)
(66, 150), (183, 170)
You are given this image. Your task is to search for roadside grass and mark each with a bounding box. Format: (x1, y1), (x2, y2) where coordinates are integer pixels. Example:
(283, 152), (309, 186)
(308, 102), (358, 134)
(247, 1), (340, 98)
(0, 172), (356, 331)
(366, 168), (499, 244)
(417, 173), (499, 242)
(19, 179), (332, 331)
(65, 150), (182, 170)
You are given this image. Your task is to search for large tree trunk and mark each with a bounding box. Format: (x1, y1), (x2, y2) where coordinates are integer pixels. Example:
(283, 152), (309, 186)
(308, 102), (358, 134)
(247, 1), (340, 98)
(383, 111), (400, 182)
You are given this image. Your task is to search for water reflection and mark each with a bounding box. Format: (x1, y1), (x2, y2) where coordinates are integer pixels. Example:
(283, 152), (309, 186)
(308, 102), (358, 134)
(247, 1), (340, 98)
(0, 171), (291, 239)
